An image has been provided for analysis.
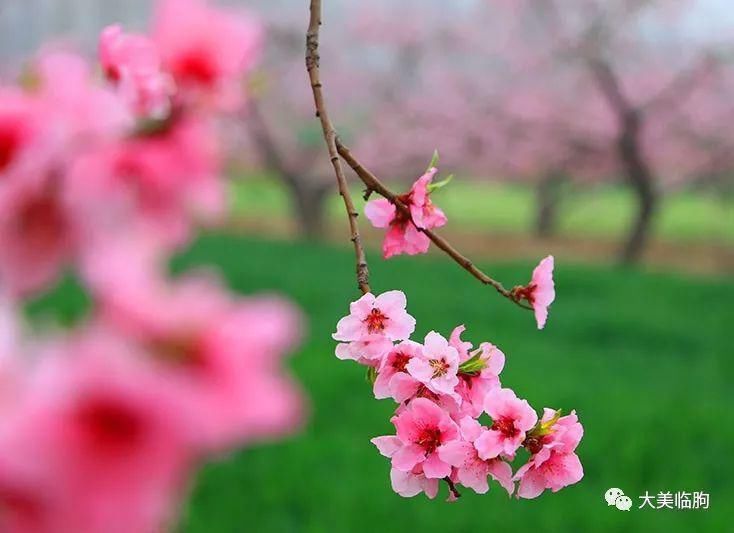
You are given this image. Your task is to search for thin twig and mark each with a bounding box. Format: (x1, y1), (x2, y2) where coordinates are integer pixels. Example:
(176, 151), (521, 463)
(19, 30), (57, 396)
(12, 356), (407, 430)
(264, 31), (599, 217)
(336, 139), (532, 310)
(306, 0), (370, 294)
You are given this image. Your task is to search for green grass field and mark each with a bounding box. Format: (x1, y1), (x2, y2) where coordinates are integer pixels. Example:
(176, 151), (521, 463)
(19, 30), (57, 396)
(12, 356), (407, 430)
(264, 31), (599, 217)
(31, 234), (734, 532)
(231, 177), (734, 245)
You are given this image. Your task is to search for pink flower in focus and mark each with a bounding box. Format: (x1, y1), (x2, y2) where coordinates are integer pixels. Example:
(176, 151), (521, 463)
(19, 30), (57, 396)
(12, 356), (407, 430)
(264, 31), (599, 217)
(475, 388), (537, 460)
(406, 331), (460, 398)
(373, 341), (422, 400)
(333, 290), (415, 342)
(99, 25), (174, 119)
(335, 334), (393, 366)
(389, 467), (439, 499)
(515, 410), (584, 499)
(513, 255), (555, 329)
(437, 417), (514, 495)
(456, 344), (505, 418)
(372, 398), (460, 480)
(153, 0), (263, 109)
(364, 168), (447, 259)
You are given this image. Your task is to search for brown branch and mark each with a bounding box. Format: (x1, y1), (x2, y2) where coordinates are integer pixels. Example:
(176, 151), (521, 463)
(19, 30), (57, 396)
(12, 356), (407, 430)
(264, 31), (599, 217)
(306, 0), (370, 294)
(336, 139), (532, 310)
(444, 477), (462, 500)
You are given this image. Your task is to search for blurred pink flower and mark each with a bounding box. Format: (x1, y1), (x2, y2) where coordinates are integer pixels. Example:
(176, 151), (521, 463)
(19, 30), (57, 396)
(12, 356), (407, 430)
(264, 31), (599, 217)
(364, 168), (447, 259)
(372, 398), (460, 480)
(69, 117), (224, 247)
(153, 0), (263, 110)
(0, 175), (76, 297)
(99, 25), (175, 119)
(8, 331), (193, 533)
(475, 388), (537, 460)
(88, 260), (304, 450)
(333, 290), (415, 342)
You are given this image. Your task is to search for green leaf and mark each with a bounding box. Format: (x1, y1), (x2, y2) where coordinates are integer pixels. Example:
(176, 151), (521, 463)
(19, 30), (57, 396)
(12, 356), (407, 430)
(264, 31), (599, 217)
(366, 366), (377, 385)
(427, 149), (440, 171)
(427, 174), (453, 193)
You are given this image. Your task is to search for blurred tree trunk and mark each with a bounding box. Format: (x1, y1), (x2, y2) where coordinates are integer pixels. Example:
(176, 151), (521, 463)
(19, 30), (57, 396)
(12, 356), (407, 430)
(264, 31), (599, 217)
(285, 179), (330, 240)
(534, 171), (564, 239)
(247, 102), (330, 240)
(617, 109), (658, 265)
(590, 60), (658, 265)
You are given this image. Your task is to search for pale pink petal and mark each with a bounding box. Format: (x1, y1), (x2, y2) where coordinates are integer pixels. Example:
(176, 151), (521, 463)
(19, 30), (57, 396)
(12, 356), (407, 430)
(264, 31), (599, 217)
(422, 452), (451, 479)
(371, 436), (402, 458)
(517, 468), (546, 499)
(437, 440), (472, 467)
(392, 443), (426, 472)
(474, 429), (503, 460)
(487, 459), (515, 495)
(364, 198), (396, 228)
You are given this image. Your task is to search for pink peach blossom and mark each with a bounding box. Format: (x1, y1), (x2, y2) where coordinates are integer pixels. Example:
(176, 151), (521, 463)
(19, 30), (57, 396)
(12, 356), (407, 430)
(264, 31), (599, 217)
(456, 341), (505, 418)
(406, 331), (460, 398)
(373, 341), (422, 400)
(99, 25), (174, 119)
(99, 272), (303, 450)
(514, 256), (555, 329)
(153, 0), (263, 109)
(12, 331), (192, 533)
(364, 168), (447, 259)
(514, 449), (583, 499)
(68, 117), (224, 247)
(335, 334), (393, 366)
(475, 388), (537, 460)
(372, 398), (460, 480)
(514, 409), (584, 498)
(389, 467), (439, 499)
(333, 290), (415, 342)
(438, 417), (514, 495)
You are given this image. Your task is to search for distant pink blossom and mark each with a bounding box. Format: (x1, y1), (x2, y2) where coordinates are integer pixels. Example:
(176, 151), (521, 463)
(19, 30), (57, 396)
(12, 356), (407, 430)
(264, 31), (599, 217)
(513, 256), (555, 329)
(333, 290), (415, 342)
(153, 0), (263, 109)
(364, 168), (447, 259)
(406, 331), (460, 398)
(475, 388), (537, 460)
(99, 25), (174, 119)
(438, 417), (514, 495)
(372, 398), (460, 480)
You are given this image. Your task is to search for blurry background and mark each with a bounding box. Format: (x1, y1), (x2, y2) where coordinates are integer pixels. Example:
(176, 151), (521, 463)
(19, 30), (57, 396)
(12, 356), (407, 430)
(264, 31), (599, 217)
(6, 0), (734, 531)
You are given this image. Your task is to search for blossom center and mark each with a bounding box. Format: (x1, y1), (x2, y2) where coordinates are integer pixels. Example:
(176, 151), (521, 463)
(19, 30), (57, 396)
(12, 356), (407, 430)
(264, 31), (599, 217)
(429, 358), (450, 378)
(391, 352), (411, 372)
(492, 416), (520, 439)
(416, 426), (443, 454)
(174, 49), (218, 86)
(363, 308), (388, 334)
(0, 126), (21, 172)
(75, 396), (144, 453)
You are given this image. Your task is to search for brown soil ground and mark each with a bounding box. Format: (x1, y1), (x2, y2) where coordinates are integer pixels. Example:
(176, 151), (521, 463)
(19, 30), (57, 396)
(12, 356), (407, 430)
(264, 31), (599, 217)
(226, 216), (734, 277)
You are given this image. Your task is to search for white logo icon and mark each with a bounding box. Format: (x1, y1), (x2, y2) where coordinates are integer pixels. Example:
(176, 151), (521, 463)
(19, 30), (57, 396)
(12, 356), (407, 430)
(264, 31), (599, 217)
(615, 495), (633, 511)
(605, 487), (625, 506)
